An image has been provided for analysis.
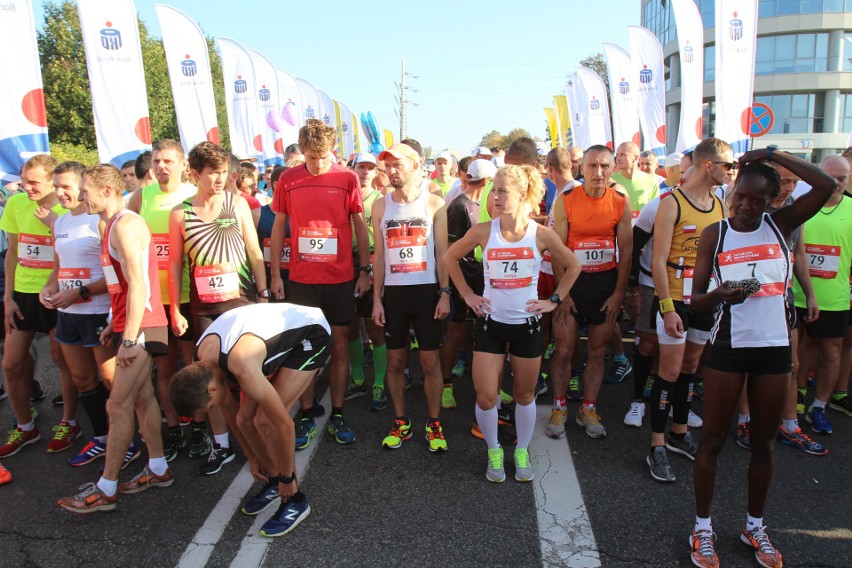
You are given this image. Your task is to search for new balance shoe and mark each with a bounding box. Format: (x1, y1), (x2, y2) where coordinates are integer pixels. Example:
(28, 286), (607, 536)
(344, 381), (367, 401)
(806, 373), (816, 389)
(567, 376), (583, 401)
(188, 425), (213, 458)
(796, 390), (806, 415)
(119, 466), (174, 494)
(30, 380), (45, 402)
(535, 372), (549, 399)
(46, 421), (82, 453)
(806, 406), (832, 434)
(68, 438), (107, 467)
(163, 428), (186, 462)
(736, 422), (751, 450)
(513, 448), (534, 482)
(0, 426), (41, 457)
(829, 394), (852, 417)
(368, 386), (387, 411)
(690, 530), (719, 568)
(295, 417), (317, 450)
(441, 385), (457, 409)
(647, 446), (675, 482)
(623, 401), (645, 428)
(545, 408), (568, 439)
(425, 421), (447, 452)
(241, 481), (281, 515)
(0, 463), (11, 485)
(576, 407), (606, 439)
(486, 447), (505, 483)
(327, 414), (355, 444)
(200, 444), (236, 476)
(382, 419), (412, 449)
(740, 525), (783, 568)
(604, 359), (632, 384)
(669, 408), (704, 428)
(259, 495), (311, 537)
(665, 431), (698, 460)
(58, 483), (117, 514)
(778, 427), (828, 456)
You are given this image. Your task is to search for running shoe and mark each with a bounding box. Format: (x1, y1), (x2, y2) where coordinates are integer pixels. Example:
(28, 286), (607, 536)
(178, 416), (193, 426)
(200, 444), (236, 476)
(425, 421), (447, 452)
(513, 448), (534, 482)
(576, 407), (606, 439)
(68, 438), (107, 467)
(441, 385), (457, 409)
(829, 394), (852, 417)
(740, 525), (783, 568)
(368, 386), (387, 411)
(535, 373), (549, 399)
(806, 373), (816, 389)
(259, 495), (311, 538)
(30, 380), (45, 402)
(163, 428), (186, 462)
(409, 332), (419, 351)
(470, 419), (517, 446)
(544, 340), (555, 360)
(51, 393), (64, 406)
(665, 431), (698, 460)
(692, 379), (704, 401)
(311, 396), (326, 418)
(0, 385), (6, 401)
(121, 441), (141, 470)
(46, 421), (82, 453)
(0, 426), (40, 457)
(604, 359), (632, 384)
(58, 482), (117, 514)
(382, 419), (412, 449)
(499, 389), (514, 405)
(643, 375), (654, 400)
(690, 530), (719, 568)
(326, 414), (355, 444)
(188, 425), (213, 458)
(806, 406), (832, 434)
(647, 446), (675, 482)
(486, 447), (505, 483)
(545, 408), (568, 439)
(450, 356), (467, 378)
(669, 408), (704, 428)
(404, 368), (417, 390)
(295, 417), (317, 450)
(241, 481), (281, 515)
(0, 462), (11, 485)
(736, 422), (751, 450)
(344, 381), (367, 401)
(567, 376), (583, 401)
(796, 390), (806, 415)
(623, 401), (645, 428)
(118, 465), (174, 494)
(778, 427), (828, 456)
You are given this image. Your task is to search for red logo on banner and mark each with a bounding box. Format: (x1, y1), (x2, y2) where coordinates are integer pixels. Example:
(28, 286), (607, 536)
(656, 125), (667, 144)
(21, 89), (47, 127)
(695, 118), (703, 140)
(253, 134), (263, 152)
(206, 127), (220, 144)
(135, 117), (152, 144)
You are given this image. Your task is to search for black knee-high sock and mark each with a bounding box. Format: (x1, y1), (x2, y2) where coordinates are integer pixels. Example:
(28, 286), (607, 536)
(649, 375), (673, 435)
(671, 373), (695, 426)
(79, 382), (109, 438)
(632, 352), (654, 401)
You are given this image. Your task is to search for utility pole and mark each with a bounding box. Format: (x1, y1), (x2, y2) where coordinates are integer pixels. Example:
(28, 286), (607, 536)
(400, 59), (407, 140)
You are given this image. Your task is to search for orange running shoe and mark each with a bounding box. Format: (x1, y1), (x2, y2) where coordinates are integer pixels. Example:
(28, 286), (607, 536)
(118, 466), (174, 494)
(58, 483), (117, 514)
(741, 525), (783, 568)
(690, 530), (719, 568)
(0, 463), (11, 485)
(47, 421), (82, 453)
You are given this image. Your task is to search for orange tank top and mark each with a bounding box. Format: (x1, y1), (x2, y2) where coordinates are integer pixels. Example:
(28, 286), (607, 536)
(563, 186), (626, 273)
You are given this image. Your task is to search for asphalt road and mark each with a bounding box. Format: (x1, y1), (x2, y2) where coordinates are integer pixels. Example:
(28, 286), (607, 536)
(0, 335), (849, 567)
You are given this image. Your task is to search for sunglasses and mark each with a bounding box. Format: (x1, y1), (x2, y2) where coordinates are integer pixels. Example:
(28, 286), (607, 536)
(711, 161), (739, 171)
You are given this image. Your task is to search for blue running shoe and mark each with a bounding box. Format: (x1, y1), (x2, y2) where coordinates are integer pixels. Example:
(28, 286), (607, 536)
(806, 406), (832, 434)
(327, 414), (355, 444)
(242, 481), (281, 515)
(68, 437), (107, 467)
(604, 359), (632, 384)
(450, 355), (467, 378)
(311, 396), (325, 418)
(295, 417), (317, 451)
(98, 441), (140, 474)
(778, 427), (828, 456)
(369, 386), (387, 411)
(643, 376), (654, 400)
(535, 373), (549, 399)
(259, 495), (311, 538)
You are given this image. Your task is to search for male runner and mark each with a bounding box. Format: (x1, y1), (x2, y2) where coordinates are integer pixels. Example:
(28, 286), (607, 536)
(432, 151), (457, 196)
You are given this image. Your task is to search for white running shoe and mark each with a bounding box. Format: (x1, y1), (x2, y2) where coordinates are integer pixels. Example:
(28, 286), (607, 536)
(623, 401), (645, 428)
(669, 408), (703, 428)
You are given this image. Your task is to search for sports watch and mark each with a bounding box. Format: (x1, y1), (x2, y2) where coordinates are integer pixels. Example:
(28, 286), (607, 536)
(122, 337), (138, 348)
(549, 293), (562, 305)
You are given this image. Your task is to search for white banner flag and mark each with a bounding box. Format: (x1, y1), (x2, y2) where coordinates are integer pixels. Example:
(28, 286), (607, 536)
(0, 0), (49, 182)
(628, 26), (667, 155)
(78, 0), (151, 166)
(671, 0), (705, 152)
(155, 4), (218, 152)
(247, 49), (282, 166)
(217, 37), (260, 161)
(603, 43), (641, 148)
(574, 66), (613, 149)
(296, 78), (320, 125)
(715, 0), (758, 154)
(334, 101), (355, 159)
(317, 91), (339, 154)
(567, 79), (588, 150)
(275, 69), (302, 152)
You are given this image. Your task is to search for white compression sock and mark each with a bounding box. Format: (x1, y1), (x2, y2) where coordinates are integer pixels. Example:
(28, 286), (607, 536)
(475, 405), (500, 449)
(514, 401), (536, 450)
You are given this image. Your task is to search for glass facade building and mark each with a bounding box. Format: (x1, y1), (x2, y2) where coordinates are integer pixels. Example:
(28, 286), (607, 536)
(641, 0), (851, 160)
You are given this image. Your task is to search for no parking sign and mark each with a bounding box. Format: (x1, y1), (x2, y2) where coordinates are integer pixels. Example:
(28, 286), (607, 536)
(742, 103), (774, 138)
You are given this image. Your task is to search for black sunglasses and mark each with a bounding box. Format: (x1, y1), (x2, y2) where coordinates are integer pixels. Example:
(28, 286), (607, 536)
(711, 161), (738, 171)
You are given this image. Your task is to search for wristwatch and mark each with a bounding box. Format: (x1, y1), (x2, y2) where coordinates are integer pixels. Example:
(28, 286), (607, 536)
(258, 289), (271, 299)
(360, 266), (372, 273)
(122, 337), (138, 348)
(439, 287), (452, 296)
(549, 293), (562, 305)
(766, 145), (778, 161)
(78, 285), (92, 301)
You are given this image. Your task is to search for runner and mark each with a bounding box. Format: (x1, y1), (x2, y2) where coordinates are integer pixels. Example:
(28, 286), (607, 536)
(548, 145), (633, 440)
(445, 164), (580, 481)
(57, 163), (171, 513)
(372, 143), (450, 451)
(432, 151), (457, 196)
(687, 148), (837, 568)
(169, 303), (330, 537)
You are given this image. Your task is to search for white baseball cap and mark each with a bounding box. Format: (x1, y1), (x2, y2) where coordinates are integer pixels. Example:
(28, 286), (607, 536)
(471, 146), (493, 157)
(467, 159), (498, 182)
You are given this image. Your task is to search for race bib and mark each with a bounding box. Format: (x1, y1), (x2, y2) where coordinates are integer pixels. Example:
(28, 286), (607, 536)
(194, 263), (239, 303)
(58, 268), (92, 304)
(100, 253), (122, 295)
(152, 234), (170, 271)
(540, 251), (553, 276)
(573, 238), (616, 272)
(486, 247), (536, 289)
(388, 235), (428, 273)
(298, 227), (338, 263)
(717, 244), (787, 297)
(263, 238), (291, 270)
(18, 234), (54, 269)
(683, 268), (694, 305)
(805, 244), (840, 279)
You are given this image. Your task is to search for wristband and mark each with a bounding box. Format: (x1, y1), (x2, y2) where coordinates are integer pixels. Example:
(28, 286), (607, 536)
(439, 287), (452, 296)
(272, 472), (296, 484)
(766, 144), (778, 162)
(659, 297), (675, 314)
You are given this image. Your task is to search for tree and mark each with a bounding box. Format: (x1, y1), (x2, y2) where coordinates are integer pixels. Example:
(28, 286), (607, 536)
(580, 53), (609, 93)
(479, 128), (533, 150)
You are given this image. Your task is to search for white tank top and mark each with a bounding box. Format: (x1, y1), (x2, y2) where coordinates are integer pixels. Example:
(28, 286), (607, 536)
(483, 218), (542, 324)
(381, 188), (437, 286)
(709, 214), (791, 348)
(53, 211), (110, 314)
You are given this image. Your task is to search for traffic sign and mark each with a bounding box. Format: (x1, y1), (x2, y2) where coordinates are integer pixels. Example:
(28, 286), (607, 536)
(748, 103), (774, 137)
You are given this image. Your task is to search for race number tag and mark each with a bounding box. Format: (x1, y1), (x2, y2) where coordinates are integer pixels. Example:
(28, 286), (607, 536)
(388, 235), (428, 273)
(18, 234), (54, 269)
(152, 234), (170, 271)
(486, 247), (536, 289)
(99, 253), (122, 295)
(573, 239), (616, 272)
(263, 238), (291, 270)
(682, 268), (694, 305)
(540, 251), (553, 276)
(194, 263), (239, 303)
(58, 268), (92, 304)
(805, 244), (840, 279)
(298, 227), (338, 263)
(717, 244), (787, 297)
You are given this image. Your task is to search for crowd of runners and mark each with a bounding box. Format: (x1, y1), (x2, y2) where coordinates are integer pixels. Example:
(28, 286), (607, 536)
(0, 118), (850, 567)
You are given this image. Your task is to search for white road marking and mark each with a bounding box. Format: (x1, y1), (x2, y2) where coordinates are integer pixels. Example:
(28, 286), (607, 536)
(530, 405), (601, 568)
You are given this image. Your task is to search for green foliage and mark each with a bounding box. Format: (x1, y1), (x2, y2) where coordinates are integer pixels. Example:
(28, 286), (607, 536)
(580, 53), (609, 92)
(207, 37), (230, 150)
(479, 128), (534, 150)
(49, 141), (100, 165)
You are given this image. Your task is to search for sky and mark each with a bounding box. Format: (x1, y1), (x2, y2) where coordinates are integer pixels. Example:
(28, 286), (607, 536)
(32, 0), (641, 154)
